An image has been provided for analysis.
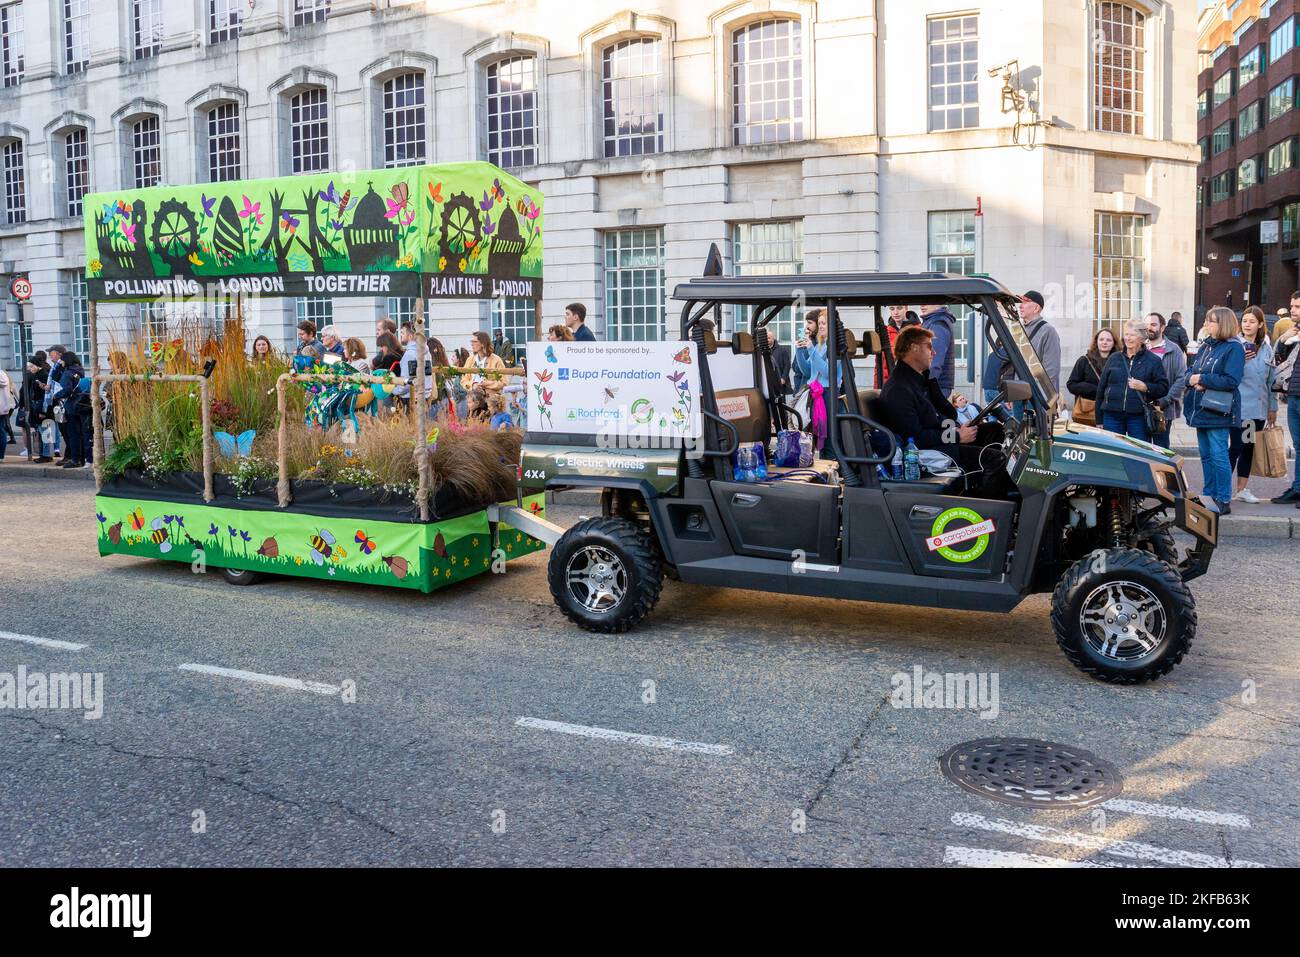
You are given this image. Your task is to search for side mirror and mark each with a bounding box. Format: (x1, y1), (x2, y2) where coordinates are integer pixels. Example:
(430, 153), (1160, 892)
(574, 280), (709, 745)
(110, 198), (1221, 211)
(1004, 379), (1033, 402)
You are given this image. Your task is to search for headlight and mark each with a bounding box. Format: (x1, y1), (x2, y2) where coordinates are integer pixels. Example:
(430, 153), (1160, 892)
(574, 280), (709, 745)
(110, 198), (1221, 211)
(1150, 464), (1180, 502)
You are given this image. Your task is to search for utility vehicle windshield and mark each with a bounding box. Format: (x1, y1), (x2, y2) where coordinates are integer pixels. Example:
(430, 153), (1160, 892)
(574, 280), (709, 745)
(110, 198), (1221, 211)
(996, 302), (1059, 416)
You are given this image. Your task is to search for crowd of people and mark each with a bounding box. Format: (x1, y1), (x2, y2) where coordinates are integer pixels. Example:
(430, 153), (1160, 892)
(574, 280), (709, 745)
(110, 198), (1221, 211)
(0, 345), (93, 467)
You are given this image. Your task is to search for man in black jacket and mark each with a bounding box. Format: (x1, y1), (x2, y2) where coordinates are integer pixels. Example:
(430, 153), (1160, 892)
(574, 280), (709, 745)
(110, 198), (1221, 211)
(768, 327), (792, 399)
(1165, 312), (1191, 354)
(877, 326), (1001, 471)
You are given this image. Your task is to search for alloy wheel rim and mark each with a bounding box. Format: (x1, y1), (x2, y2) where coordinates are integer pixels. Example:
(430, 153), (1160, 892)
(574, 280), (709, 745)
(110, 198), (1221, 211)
(565, 545), (628, 614)
(1079, 580), (1167, 661)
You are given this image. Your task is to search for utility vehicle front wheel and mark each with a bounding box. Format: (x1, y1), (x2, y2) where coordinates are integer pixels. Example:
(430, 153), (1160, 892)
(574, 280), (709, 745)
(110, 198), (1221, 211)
(548, 517), (663, 633)
(219, 566), (264, 586)
(1051, 548), (1196, 684)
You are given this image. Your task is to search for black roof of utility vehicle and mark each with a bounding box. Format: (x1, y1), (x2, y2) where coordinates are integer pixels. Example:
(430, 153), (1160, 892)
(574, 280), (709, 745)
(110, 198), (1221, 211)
(671, 272), (1018, 305)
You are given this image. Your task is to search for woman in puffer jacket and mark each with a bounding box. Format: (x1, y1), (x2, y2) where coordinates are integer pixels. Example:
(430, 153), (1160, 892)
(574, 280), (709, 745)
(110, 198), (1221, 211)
(1184, 307), (1246, 515)
(1095, 320), (1169, 442)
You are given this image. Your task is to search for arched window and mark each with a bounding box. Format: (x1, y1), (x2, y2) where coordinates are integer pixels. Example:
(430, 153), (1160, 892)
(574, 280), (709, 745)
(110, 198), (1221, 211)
(382, 71), (427, 168)
(1094, 2), (1145, 136)
(1, 137), (25, 225)
(602, 37), (663, 157)
(290, 87), (329, 174)
(731, 18), (803, 146)
(486, 55), (538, 169)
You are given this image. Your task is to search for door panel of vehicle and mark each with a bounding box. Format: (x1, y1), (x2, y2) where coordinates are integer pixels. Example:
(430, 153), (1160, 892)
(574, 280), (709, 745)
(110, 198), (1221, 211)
(885, 491), (1017, 580)
(710, 480), (839, 563)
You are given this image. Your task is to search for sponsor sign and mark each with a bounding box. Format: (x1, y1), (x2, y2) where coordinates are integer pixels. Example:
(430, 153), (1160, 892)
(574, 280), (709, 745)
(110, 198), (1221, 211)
(927, 507), (995, 563)
(525, 341), (702, 440)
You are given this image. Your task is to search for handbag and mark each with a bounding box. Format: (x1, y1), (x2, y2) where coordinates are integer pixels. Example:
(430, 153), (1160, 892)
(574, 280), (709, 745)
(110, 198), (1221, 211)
(1071, 358), (1100, 425)
(1143, 401), (1167, 436)
(1195, 345), (1235, 416)
(1252, 424), (1287, 478)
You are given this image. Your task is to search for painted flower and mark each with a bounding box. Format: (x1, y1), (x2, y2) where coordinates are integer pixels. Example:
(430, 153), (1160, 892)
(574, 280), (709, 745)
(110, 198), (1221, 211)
(327, 567), (336, 577)
(228, 525), (237, 538)
(89, 260), (103, 274)
(457, 258), (467, 272)
(175, 516), (185, 528)
(438, 256), (446, 271)
(209, 523), (218, 536)
(96, 512), (106, 523)
(240, 531), (251, 542)
(295, 556), (304, 566)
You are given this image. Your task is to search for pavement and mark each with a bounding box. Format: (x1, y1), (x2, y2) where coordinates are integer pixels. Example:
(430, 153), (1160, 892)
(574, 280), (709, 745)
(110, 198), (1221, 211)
(0, 473), (1297, 867)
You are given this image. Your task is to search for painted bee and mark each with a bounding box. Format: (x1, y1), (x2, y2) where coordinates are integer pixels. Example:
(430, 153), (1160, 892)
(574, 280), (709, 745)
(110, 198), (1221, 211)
(150, 517), (172, 554)
(309, 529), (345, 566)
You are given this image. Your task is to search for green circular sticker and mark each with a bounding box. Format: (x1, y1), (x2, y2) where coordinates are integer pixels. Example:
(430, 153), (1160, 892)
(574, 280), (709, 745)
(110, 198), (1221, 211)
(929, 507), (993, 563)
(630, 398), (655, 424)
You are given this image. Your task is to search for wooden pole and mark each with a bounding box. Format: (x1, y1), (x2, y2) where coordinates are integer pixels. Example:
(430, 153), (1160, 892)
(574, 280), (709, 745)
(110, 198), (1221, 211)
(88, 300), (104, 491)
(533, 297), (542, 341)
(414, 298), (429, 522)
(200, 377), (213, 502)
(276, 373), (290, 508)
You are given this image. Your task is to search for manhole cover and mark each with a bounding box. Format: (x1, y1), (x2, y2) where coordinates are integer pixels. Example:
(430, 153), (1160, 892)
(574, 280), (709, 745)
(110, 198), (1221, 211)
(939, 738), (1123, 809)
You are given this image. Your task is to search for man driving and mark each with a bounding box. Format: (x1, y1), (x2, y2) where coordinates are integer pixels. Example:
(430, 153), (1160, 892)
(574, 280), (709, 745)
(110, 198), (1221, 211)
(877, 325), (1003, 471)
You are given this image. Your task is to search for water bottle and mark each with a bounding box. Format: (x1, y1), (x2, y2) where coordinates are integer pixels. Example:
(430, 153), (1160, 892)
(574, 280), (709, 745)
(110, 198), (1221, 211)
(903, 438), (921, 482)
(891, 450), (903, 481)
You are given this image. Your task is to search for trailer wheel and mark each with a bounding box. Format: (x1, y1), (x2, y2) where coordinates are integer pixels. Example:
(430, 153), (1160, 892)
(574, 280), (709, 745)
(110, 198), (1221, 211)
(219, 566), (264, 586)
(1051, 548), (1195, 684)
(549, 517), (663, 633)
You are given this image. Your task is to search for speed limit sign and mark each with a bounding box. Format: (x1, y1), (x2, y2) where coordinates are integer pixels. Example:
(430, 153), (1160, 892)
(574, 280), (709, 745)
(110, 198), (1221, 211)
(9, 276), (32, 302)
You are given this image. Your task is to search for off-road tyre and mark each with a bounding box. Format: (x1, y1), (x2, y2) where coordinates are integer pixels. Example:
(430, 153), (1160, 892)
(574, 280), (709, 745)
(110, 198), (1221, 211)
(220, 566), (264, 586)
(1051, 548), (1195, 684)
(1138, 517), (1178, 568)
(548, 517), (663, 633)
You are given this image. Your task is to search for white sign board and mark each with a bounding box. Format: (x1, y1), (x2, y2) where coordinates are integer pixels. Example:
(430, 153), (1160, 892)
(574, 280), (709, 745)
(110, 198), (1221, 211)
(525, 341), (703, 440)
(1261, 220), (1280, 244)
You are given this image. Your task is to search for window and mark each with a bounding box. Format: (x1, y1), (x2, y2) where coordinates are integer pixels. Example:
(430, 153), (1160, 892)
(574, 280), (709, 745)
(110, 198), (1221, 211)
(732, 18), (804, 145)
(1093, 212), (1145, 332)
(1269, 16), (1295, 62)
(63, 0), (88, 74)
(1267, 137), (1296, 174)
(1283, 201), (1300, 248)
(386, 297), (418, 330)
(1210, 170), (1236, 203)
(1239, 100), (1262, 139)
(927, 15), (979, 132)
(1239, 156), (1260, 188)
(1213, 71), (1234, 108)
(1199, 137), (1209, 163)
(64, 128), (89, 218)
(602, 37), (663, 157)
(1268, 77), (1295, 121)
(1, 2), (22, 87)
(486, 55), (538, 169)
(1265, 0), (1282, 19)
(209, 0), (242, 44)
(494, 298), (535, 347)
(1234, 17), (1257, 47)
(603, 228), (665, 341)
(207, 102), (241, 182)
(290, 87), (329, 174)
(296, 297), (332, 328)
(2, 139), (24, 225)
(11, 317), (31, 371)
(66, 271), (88, 356)
(1212, 42), (1228, 62)
(132, 0), (161, 60)
(382, 72), (426, 168)
(1094, 2), (1145, 135)
(1239, 45), (1263, 88)
(928, 210), (977, 364)
(132, 116), (161, 188)
(731, 220), (803, 343)
(1198, 91), (1208, 118)
(1211, 120), (1234, 155)
(139, 301), (168, 343)
(293, 0), (329, 26)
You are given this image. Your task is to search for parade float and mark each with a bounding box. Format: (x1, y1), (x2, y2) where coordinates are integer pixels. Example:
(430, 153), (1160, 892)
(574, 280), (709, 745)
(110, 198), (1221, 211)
(85, 162), (547, 593)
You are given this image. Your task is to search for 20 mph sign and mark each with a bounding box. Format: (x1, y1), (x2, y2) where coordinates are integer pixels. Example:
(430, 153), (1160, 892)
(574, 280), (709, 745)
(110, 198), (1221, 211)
(8, 277), (31, 301)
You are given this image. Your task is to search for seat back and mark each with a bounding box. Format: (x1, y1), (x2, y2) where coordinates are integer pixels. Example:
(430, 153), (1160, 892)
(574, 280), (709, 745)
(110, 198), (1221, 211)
(714, 388), (771, 445)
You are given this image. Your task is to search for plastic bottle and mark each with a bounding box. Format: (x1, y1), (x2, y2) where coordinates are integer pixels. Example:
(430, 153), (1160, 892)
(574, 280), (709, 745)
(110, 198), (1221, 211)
(891, 450), (904, 481)
(903, 438), (921, 482)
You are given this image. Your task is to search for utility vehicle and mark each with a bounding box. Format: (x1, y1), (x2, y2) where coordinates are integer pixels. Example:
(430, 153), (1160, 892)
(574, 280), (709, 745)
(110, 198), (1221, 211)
(504, 262), (1217, 683)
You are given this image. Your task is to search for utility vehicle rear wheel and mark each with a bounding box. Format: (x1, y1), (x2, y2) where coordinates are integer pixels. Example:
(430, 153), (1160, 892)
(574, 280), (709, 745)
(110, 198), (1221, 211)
(1051, 548), (1195, 684)
(219, 566), (263, 586)
(549, 517), (663, 633)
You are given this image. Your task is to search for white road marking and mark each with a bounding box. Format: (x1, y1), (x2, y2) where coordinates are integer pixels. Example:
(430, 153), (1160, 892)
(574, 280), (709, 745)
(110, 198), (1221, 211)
(944, 845), (1136, 868)
(178, 663), (340, 696)
(516, 717), (733, 756)
(1101, 798), (1251, 829)
(0, 631), (86, 651)
(952, 812), (1266, 868)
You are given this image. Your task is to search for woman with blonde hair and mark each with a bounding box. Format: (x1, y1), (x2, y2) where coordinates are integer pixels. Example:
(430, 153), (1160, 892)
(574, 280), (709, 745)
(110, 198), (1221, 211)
(1095, 319), (1168, 441)
(1184, 306), (1246, 514)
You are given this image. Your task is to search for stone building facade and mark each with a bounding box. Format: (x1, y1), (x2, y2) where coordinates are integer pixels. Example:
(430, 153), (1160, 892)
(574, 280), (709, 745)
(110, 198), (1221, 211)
(0, 0), (1197, 390)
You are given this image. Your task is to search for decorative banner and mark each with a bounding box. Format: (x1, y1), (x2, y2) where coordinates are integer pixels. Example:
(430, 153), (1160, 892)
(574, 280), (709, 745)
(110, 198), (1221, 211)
(94, 494), (546, 594)
(82, 162), (543, 302)
(525, 341), (703, 441)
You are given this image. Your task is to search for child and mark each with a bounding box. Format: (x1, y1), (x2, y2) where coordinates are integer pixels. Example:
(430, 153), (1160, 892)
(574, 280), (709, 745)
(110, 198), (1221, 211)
(488, 393), (513, 430)
(466, 387), (490, 424)
(950, 392), (982, 426)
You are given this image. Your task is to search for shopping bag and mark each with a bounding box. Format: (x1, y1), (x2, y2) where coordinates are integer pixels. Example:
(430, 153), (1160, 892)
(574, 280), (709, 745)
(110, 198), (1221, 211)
(1251, 423), (1287, 479)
